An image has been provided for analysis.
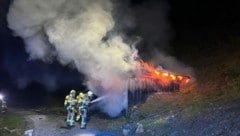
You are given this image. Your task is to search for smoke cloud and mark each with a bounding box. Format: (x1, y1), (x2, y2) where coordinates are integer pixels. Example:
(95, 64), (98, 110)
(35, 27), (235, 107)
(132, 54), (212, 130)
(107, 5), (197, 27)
(8, 0), (138, 116)
(7, 0), (193, 116)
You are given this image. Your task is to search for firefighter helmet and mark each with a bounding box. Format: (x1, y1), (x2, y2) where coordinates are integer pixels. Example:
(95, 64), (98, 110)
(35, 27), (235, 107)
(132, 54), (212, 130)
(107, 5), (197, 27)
(70, 90), (76, 97)
(79, 92), (84, 98)
(87, 91), (93, 97)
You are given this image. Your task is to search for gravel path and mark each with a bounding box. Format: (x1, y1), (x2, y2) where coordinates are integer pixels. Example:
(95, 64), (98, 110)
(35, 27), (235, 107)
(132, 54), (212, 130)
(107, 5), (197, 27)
(17, 110), (117, 136)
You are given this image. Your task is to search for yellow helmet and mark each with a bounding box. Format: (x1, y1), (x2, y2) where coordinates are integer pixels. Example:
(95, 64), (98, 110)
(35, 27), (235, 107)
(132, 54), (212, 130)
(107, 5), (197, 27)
(79, 92), (84, 98)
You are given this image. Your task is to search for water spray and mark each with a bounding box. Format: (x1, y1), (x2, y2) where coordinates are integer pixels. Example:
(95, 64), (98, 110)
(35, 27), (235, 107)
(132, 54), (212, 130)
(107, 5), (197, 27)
(90, 95), (109, 104)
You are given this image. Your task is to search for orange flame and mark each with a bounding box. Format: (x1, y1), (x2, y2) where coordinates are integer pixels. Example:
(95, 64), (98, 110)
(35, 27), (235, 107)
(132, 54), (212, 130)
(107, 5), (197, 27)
(155, 70), (160, 76)
(163, 72), (169, 77)
(170, 74), (176, 80)
(137, 60), (190, 85)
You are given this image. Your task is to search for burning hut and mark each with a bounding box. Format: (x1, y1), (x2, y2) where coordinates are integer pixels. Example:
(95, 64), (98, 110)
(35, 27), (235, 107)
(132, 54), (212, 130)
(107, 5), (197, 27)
(128, 60), (191, 106)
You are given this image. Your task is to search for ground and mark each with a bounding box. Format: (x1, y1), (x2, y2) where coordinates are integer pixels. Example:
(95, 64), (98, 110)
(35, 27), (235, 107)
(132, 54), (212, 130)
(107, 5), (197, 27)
(2, 89), (239, 136)
(10, 109), (118, 136)
(0, 111), (26, 136)
(135, 92), (240, 136)
(1, 30), (240, 136)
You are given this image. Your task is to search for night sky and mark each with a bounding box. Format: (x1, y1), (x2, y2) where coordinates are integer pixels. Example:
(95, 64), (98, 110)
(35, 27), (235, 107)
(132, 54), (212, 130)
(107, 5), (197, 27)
(0, 0), (240, 107)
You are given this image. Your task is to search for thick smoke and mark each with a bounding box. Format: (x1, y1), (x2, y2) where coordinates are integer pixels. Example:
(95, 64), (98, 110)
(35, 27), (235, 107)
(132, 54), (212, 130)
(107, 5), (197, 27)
(7, 0), (137, 116)
(7, 0), (194, 116)
(150, 51), (195, 79)
(130, 0), (194, 79)
(133, 0), (171, 49)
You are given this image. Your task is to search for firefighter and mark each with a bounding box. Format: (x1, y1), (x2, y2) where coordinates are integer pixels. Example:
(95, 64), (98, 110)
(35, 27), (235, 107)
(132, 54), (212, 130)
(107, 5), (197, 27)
(64, 89), (76, 127)
(87, 90), (94, 100)
(78, 91), (94, 129)
(0, 94), (7, 113)
(1, 101), (7, 113)
(76, 92), (85, 121)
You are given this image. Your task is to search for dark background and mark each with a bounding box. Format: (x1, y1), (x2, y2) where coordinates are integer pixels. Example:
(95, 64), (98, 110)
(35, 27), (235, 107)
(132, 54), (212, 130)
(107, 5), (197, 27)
(0, 0), (240, 107)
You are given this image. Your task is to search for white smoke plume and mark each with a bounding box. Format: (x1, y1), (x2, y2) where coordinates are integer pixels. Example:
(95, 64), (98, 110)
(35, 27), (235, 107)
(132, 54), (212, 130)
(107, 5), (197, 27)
(7, 0), (138, 116)
(150, 51), (195, 78)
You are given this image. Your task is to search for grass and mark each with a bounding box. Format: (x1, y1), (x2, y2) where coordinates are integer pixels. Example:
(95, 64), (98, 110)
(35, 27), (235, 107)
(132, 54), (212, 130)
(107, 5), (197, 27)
(90, 114), (127, 131)
(177, 35), (240, 112)
(140, 117), (167, 128)
(133, 34), (240, 131)
(0, 113), (27, 136)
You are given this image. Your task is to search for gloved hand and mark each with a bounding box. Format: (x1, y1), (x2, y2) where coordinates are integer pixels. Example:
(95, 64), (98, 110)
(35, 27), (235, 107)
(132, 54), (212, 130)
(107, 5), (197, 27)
(68, 107), (74, 113)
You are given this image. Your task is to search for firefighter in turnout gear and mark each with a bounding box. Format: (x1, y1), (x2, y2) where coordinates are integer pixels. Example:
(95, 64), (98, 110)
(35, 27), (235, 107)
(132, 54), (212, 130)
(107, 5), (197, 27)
(76, 92), (85, 121)
(0, 94), (7, 114)
(77, 91), (94, 129)
(64, 90), (76, 127)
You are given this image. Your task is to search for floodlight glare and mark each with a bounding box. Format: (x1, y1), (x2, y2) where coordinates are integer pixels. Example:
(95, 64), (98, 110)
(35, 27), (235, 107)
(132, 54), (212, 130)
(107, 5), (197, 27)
(0, 94), (3, 100)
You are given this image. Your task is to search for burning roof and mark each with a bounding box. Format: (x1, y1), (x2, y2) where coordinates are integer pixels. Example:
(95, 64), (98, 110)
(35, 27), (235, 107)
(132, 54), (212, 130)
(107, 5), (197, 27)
(128, 60), (191, 93)
(138, 60), (190, 85)
(127, 60), (191, 106)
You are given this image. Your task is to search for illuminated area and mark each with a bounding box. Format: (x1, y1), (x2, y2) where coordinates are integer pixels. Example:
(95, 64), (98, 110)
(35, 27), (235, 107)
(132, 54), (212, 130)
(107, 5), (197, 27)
(127, 60), (191, 106)
(0, 94), (3, 100)
(135, 60), (191, 87)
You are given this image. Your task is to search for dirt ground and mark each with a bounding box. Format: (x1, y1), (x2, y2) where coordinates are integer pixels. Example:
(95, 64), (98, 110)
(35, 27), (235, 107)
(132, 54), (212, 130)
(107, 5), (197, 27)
(14, 92), (240, 136)
(17, 110), (118, 136)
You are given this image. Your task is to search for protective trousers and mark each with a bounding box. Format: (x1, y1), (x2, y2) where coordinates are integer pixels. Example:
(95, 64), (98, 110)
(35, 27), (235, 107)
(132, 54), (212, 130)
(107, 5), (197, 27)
(80, 106), (87, 128)
(66, 106), (75, 126)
